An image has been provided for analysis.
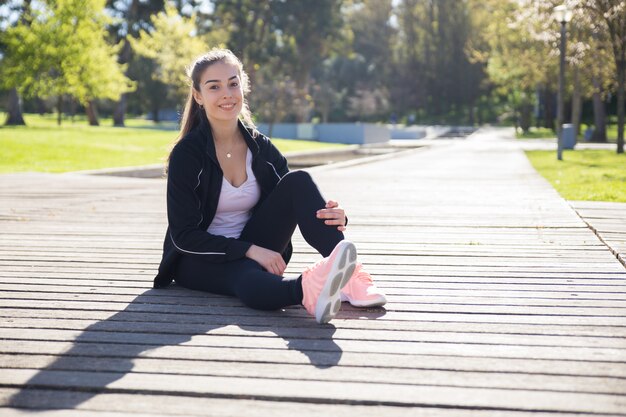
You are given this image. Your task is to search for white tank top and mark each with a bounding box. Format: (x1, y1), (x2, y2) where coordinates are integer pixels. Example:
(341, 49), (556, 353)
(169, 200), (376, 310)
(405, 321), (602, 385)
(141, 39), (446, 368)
(207, 149), (261, 238)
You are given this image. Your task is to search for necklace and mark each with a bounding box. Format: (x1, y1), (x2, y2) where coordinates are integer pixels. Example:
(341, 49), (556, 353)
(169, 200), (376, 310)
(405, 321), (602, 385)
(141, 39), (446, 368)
(225, 140), (236, 158)
(214, 134), (237, 159)
(224, 134), (242, 158)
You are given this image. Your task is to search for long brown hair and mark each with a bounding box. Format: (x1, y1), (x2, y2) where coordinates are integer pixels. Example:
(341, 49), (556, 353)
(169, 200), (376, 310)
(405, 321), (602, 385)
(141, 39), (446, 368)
(169, 49), (256, 163)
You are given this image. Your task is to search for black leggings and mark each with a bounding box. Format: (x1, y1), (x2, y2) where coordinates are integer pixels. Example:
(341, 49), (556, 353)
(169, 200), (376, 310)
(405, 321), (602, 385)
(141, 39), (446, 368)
(174, 171), (345, 310)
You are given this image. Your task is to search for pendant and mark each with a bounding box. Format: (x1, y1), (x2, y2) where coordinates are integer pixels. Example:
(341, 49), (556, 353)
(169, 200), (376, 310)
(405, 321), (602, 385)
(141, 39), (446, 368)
(226, 153), (232, 158)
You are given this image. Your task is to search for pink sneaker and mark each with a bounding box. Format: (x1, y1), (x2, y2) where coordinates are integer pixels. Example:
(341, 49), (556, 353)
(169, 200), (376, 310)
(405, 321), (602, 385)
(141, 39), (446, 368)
(302, 240), (357, 324)
(340, 264), (387, 307)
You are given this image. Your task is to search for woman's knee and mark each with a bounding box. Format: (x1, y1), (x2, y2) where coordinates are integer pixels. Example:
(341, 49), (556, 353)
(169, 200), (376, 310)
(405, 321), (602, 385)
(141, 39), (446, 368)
(279, 170), (314, 189)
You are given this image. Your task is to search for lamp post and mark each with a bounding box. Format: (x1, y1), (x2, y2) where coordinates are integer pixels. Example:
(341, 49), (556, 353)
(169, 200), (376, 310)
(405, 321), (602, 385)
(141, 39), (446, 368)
(554, 4), (572, 161)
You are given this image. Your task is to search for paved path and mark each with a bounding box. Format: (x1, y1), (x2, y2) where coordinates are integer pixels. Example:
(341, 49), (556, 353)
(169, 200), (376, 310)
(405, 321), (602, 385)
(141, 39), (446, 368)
(1, 127), (625, 416)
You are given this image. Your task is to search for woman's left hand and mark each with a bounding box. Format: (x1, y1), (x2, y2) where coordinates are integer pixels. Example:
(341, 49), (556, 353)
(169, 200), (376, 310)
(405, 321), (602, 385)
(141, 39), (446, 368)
(317, 200), (347, 232)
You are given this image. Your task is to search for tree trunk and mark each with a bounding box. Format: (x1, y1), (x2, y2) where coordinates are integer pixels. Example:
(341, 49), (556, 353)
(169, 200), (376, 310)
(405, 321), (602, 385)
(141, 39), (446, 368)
(591, 33), (607, 142)
(571, 66), (582, 139)
(5, 88), (25, 125)
(468, 103), (475, 126)
(37, 98), (46, 115)
(69, 99), (77, 123)
(57, 96), (63, 126)
(294, 87), (309, 123)
(542, 89), (556, 129)
(151, 101), (161, 123)
(113, 94), (127, 127)
(113, 39), (132, 127)
(591, 82), (607, 142)
(5, 0), (32, 127)
(617, 58), (624, 154)
(86, 100), (100, 126)
(520, 103), (532, 133)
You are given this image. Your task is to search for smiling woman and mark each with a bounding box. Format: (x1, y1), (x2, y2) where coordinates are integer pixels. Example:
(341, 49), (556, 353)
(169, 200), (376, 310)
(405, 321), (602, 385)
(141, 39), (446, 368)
(155, 48), (386, 324)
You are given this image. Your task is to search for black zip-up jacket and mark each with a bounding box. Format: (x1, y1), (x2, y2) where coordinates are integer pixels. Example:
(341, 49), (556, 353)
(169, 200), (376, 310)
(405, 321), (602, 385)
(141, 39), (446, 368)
(153, 116), (290, 288)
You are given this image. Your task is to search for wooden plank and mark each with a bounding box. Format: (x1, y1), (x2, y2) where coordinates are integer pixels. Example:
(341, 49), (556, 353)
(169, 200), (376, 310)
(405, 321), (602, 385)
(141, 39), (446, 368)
(2, 388), (614, 417)
(3, 300), (626, 326)
(3, 296), (626, 317)
(2, 368), (625, 414)
(570, 201), (626, 267)
(3, 282), (626, 301)
(0, 305), (626, 338)
(2, 287), (626, 308)
(4, 270), (626, 285)
(3, 308), (626, 337)
(1, 247), (617, 260)
(4, 339), (626, 378)
(4, 254), (626, 273)
(3, 316), (626, 349)
(2, 354), (626, 395)
(1, 328), (625, 362)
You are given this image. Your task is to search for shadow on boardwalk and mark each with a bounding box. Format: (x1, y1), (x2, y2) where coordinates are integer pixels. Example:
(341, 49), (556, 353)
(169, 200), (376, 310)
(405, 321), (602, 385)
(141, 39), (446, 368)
(8, 286), (385, 410)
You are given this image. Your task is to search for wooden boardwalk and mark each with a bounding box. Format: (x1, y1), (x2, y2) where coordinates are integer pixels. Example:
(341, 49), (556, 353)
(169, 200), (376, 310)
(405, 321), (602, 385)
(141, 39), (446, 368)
(571, 201), (626, 267)
(1, 127), (625, 416)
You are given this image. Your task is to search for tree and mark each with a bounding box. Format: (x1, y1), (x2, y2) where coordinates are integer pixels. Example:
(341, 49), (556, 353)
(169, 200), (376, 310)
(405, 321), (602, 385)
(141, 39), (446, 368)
(254, 69), (300, 136)
(310, 56), (363, 122)
(468, 0), (555, 133)
(106, 0), (165, 126)
(127, 56), (173, 123)
(130, 4), (218, 109)
(393, 0), (423, 119)
(272, 0), (345, 122)
(558, 5), (614, 142)
(579, 0), (625, 153)
(394, 0), (488, 124)
(209, 0), (276, 83)
(344, 0), (395, 121)
(348, 0), (395, 85)
(1, 0), (134, 125)
(0, 0), (32, 125)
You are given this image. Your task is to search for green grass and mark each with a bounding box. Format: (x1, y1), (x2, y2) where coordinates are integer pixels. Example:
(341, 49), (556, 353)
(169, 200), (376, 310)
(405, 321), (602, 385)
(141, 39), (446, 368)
(516, 124), (620, 141)
(525, 149), (626, 202)
(0, 113), (345, 173)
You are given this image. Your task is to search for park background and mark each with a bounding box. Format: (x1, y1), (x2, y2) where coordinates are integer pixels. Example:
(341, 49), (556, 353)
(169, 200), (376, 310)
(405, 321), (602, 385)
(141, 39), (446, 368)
(1, 2), (626, 414)
(0, 0), (624, 200)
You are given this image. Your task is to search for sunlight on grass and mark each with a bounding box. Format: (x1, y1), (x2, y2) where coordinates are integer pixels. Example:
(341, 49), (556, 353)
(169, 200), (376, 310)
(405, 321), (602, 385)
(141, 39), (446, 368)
(525, 149), (626, 202)
(0, 113), (345, 173)
(516, 124), (620, 142)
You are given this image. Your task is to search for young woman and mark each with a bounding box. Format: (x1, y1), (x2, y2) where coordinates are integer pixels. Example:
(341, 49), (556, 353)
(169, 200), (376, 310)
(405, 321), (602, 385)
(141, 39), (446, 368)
(154, 49), (386, 324)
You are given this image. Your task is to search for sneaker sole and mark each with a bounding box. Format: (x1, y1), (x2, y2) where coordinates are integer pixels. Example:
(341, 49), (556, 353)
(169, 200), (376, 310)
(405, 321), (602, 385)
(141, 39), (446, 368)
(342, 294), (387, 308)
(315, 241), (357, 324)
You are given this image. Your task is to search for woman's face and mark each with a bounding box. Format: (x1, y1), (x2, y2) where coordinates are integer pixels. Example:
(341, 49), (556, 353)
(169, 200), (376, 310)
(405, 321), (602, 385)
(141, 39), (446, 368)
(193, 61), (244, 124)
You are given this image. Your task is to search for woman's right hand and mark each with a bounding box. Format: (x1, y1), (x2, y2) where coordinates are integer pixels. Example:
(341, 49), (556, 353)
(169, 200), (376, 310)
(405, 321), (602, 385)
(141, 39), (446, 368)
(245, 244), (286, 276)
